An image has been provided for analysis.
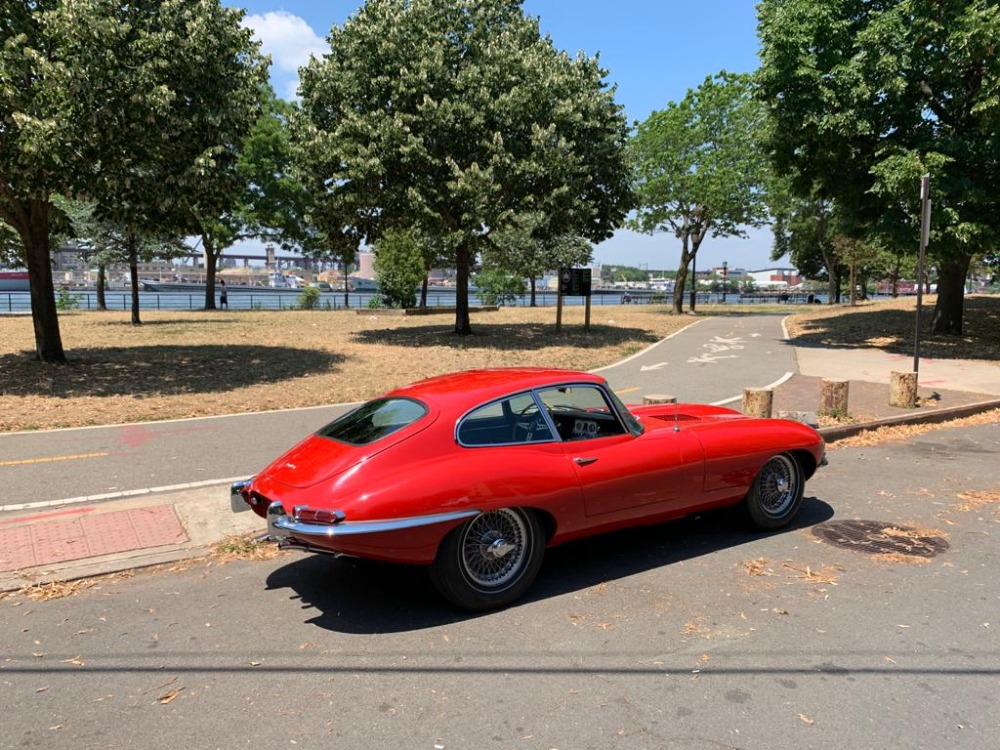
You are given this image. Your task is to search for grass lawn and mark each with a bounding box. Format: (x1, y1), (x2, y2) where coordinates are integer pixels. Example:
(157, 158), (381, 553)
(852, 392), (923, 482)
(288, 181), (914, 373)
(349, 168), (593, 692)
(1, 295), (996, 432)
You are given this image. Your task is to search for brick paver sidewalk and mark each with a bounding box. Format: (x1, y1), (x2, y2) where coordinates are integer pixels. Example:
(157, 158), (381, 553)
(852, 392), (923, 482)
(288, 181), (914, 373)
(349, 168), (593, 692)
(0, 504), (187, 573)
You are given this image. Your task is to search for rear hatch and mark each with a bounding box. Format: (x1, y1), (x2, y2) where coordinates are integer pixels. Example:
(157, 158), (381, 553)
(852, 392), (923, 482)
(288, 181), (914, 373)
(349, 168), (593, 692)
(260, 405), (438, 488)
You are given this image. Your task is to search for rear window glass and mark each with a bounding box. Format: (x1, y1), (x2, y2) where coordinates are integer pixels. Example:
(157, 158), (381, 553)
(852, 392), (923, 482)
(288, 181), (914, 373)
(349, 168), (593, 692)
(318, 398), (427, 445)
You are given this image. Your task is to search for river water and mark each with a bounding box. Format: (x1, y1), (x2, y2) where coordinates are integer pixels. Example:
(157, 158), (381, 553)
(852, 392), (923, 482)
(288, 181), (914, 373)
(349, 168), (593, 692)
(0, 288), (827, 314)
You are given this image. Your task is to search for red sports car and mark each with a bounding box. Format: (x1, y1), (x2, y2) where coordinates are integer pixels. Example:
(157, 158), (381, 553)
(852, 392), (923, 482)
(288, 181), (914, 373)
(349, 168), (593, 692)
(231, 368), (826, 610)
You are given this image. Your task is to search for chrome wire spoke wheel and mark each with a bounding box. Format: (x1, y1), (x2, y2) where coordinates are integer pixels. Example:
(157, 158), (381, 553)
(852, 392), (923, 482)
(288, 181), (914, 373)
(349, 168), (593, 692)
(745, 453), (804, 531)
(757, 454), (798, 517)
(459, 509), (528, 590)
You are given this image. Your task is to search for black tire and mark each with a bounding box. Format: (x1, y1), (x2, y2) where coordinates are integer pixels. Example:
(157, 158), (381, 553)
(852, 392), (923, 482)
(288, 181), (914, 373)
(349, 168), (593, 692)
(429, 508), (544, 611)
(745, 453), (804, 530)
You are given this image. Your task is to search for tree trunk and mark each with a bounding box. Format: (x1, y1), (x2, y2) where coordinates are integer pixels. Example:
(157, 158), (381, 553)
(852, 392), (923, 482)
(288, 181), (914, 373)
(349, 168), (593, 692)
(203, 238), (218, 310)
(97, 263), (107, 311)
(529, 275), (537, 307)
(672, 236), (691, 315)
(420, 275), (429, 308)
(343, 265), (350, 309)
(454, 243), (472, 335)
(930, 255), (971, 335)
(127, 237), (142, 326)
(19, 199), (67, 362)
(689, 251), (698, 313)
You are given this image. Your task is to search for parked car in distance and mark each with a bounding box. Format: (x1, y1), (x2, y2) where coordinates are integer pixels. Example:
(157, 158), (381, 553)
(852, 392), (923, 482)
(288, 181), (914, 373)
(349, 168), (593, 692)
(232, 368), (826, 610)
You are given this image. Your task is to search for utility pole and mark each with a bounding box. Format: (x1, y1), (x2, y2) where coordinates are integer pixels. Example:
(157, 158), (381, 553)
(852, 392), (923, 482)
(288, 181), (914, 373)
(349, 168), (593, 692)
(914, 175), (931, 374)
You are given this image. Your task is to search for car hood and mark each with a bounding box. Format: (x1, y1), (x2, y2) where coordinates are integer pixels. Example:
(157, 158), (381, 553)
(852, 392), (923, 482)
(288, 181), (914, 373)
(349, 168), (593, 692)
(260, 415), (438, 489)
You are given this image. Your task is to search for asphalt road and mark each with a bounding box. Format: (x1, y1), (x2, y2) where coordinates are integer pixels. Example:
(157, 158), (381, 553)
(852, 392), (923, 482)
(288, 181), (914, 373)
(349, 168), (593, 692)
(1, 315), (795, 510)
(2, 421), (997, 750)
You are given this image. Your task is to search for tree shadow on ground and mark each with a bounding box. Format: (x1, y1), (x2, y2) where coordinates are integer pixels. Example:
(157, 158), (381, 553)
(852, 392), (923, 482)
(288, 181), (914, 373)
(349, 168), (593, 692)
(790, 296), (1000, 361)
(263, 496), (834, 633)
(0, 345), (344, 398)
(352, 322), (660, 352)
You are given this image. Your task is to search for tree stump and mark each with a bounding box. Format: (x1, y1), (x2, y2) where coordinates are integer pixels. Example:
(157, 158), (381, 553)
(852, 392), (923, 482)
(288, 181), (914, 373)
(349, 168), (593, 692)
(742, 388), (773, 418)
(819, 379), (849, 416)
(643, 394), (676, 404)
(890, 371), (918, 408)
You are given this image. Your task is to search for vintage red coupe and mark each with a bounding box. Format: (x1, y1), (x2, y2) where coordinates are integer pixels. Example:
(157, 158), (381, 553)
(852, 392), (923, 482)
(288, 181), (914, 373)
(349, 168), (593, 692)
(231, 368), (826, 610)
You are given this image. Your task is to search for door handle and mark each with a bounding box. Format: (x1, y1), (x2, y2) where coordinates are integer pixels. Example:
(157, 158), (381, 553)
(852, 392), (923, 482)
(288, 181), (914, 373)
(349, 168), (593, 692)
(574, 457), (598, 466)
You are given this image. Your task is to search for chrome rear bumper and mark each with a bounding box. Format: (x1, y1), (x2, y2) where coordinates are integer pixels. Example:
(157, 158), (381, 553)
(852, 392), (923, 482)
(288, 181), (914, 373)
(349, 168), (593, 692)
(266, 501), (479, 542)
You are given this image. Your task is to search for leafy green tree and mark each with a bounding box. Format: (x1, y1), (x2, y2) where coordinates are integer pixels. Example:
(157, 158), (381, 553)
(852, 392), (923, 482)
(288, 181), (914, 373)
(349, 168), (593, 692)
(475, 268), (526, 306)
(603, 265), (649, 284)
(757, 0), (1000, 334)
(295, 0), (632, 335)
(374, 229), (425, 308)
(0, 0), (266, 358)
(631, 72), (768, 314)
(186, 88), (320, 312)
(484, 213), (592, 306)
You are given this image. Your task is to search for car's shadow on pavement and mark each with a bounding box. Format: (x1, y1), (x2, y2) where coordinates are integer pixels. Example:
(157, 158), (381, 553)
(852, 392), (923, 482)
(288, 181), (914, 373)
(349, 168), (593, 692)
(263, 496), (834, 633)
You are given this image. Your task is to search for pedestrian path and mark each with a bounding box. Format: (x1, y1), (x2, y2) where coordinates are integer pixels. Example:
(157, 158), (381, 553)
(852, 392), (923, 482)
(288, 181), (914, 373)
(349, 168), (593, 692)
(0, 503), (186, 573)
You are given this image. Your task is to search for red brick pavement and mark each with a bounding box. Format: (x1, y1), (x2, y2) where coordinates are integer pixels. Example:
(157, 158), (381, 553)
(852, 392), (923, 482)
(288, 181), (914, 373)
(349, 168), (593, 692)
(0, 504), (187, 573)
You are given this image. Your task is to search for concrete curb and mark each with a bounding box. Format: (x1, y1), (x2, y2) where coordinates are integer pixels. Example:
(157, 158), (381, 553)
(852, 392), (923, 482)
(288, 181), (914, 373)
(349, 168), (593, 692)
(819, 397), (1000, 443)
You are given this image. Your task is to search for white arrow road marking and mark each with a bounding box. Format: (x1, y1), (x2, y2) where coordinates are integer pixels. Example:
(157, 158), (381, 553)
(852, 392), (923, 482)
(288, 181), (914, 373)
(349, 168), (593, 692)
(640, 362), (669, 372)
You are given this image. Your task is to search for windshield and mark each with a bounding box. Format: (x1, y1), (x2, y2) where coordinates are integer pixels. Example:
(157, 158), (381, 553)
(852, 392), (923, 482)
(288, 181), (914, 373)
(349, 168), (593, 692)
(607, 388), (644, 436)
(318, 398), (428, 445)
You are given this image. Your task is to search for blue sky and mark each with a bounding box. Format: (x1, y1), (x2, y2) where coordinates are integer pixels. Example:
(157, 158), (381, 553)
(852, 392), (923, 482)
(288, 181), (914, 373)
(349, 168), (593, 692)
(231, 1), (779, 273)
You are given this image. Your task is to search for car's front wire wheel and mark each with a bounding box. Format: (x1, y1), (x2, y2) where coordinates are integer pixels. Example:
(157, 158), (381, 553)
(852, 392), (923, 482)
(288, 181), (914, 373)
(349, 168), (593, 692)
(430, 508), (544, 610)
(745, 453), (804, 530)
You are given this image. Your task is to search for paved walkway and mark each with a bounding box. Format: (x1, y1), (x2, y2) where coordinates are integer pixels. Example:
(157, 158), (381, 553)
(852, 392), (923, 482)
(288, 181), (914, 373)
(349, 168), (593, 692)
(2, 315), (998, 591)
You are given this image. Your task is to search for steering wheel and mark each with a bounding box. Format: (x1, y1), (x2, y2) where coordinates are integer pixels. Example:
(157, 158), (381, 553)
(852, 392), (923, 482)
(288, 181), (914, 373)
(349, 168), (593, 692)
(511, 404), (549, 442)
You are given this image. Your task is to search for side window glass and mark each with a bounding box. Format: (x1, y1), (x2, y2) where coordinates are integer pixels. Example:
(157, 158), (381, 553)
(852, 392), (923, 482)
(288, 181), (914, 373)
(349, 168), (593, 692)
(458, 393), (554, 446)
(536, 385), (627, 441)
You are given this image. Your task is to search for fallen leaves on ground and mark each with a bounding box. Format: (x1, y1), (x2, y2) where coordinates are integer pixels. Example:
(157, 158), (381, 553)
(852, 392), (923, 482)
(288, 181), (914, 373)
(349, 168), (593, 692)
(955, 490), (1000, 513)
(830, 408), (1000, 449)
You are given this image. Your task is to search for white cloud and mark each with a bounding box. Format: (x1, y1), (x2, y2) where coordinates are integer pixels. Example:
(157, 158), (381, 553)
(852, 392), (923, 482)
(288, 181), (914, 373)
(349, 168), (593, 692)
(243, 11), (326, 75)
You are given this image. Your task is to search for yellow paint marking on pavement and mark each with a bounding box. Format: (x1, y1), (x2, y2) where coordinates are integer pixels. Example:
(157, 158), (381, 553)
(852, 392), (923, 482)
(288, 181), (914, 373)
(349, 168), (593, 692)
(615, 387), (641, 395)
(0, 452), (109, 468)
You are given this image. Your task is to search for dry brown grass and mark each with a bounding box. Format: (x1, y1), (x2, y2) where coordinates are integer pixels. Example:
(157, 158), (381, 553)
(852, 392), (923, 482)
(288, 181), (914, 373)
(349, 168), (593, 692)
(2, 295), (997, 432)
(786, 294), (1000, 361)
(0, 306), (690, 431)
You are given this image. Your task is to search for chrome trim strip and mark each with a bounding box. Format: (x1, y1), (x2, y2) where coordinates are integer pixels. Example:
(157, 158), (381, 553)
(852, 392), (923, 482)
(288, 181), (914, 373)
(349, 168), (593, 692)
(272, 508), (481, 540)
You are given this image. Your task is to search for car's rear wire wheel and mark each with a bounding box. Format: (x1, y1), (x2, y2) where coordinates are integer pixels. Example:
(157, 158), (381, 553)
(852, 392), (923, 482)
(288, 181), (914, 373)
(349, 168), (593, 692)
(745, 453), (804, 530)
(430, 508), (544, 611)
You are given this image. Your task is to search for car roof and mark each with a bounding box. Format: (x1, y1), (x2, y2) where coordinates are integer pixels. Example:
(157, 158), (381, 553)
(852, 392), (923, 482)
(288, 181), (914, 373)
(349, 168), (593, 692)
(387, 368), (606, 413)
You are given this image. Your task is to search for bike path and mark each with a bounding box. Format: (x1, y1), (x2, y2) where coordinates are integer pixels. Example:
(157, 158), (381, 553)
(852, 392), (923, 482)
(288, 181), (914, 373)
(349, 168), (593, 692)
(597, 315), (795, 405)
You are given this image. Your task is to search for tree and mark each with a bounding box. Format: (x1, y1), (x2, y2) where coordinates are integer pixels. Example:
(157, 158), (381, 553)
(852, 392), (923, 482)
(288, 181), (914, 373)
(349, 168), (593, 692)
(0, 0), (266, 358)
(373, 229), (426, 309)
(631, 72), (768, 314)
(294, 0), (632, 335)
(484, 212), (592, 307)
(187, 89), (316, 311)
(757, 0), (1000, 334)
(475, 267), (526, 306)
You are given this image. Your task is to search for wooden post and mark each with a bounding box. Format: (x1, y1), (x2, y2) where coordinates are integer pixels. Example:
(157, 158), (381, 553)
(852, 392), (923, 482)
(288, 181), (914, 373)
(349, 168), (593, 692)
(890, 371), (918, 408)
(555, 288), (563, 334)
(819, 378), (849, 416)
(742, 388), (773, 418)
